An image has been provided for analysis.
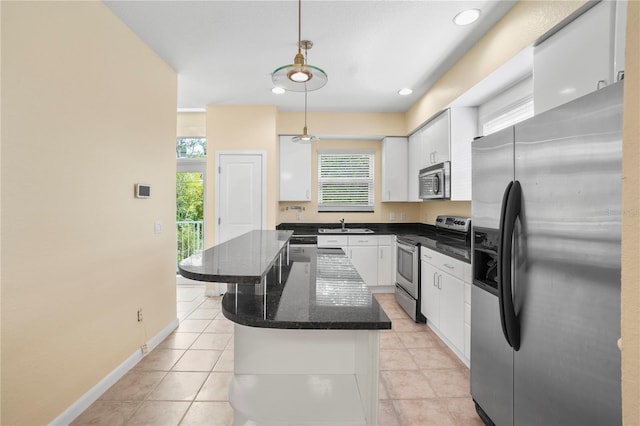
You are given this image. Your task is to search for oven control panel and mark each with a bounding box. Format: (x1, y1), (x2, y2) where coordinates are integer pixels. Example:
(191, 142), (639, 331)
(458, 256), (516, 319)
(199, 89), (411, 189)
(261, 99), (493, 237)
(435, 215), (471, 233)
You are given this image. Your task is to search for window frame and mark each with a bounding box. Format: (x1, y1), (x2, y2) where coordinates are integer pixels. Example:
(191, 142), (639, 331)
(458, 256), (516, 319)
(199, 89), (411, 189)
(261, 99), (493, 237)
(317, 149), (375, 213)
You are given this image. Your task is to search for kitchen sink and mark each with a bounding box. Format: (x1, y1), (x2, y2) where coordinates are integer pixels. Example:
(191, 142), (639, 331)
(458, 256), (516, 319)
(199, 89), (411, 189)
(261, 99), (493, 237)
(318, 228), (374, 234)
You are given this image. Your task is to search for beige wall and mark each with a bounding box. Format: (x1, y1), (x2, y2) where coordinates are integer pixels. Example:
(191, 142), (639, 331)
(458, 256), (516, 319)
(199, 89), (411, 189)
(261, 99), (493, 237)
(278, 138), (421, 224)
(406, 1), (588, 225)
(277, 111), (410, 224)
(205, 105), (278, 244)
(177, 112), (206, 137)
(277, 111), (405, 137)
(621, 2), (640, 423)
(406, 0), (588, 133)
(1, 2), (177, 424)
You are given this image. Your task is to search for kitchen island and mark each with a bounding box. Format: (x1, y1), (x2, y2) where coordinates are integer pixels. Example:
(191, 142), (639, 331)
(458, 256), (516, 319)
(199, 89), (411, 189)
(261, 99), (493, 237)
(178, 232), (391, 425)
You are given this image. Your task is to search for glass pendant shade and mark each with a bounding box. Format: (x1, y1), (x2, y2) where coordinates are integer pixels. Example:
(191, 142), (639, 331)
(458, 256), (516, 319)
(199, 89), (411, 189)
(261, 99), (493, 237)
(292, 126), (318, 144)
(271, 0), (327, 92)
(272, 63), (327, 92)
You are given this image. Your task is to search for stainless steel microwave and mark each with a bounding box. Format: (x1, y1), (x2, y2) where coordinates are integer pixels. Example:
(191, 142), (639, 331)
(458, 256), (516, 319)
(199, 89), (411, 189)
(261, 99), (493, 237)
(419, 161), (450, 200)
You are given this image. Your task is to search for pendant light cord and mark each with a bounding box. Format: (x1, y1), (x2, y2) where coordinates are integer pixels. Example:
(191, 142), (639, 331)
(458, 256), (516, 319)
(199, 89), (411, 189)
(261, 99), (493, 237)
(297, 0), (302, 55)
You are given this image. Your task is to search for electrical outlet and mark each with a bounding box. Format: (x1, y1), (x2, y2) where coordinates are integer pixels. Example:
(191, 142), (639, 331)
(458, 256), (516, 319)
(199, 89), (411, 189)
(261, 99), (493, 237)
(400, 212), (406, 221)
(389, 212), (396, 221)
(296, 212), (301, 221)
(141, 343), (148, 355)
(137, 309), (143, 322)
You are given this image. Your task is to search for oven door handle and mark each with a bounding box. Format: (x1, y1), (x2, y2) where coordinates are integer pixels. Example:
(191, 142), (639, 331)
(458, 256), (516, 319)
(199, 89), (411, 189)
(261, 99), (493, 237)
(397, 241), (417, 253)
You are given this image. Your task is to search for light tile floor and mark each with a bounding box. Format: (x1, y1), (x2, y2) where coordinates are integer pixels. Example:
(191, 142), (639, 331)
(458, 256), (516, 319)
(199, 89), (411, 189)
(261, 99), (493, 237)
(72, 291), (483, 426)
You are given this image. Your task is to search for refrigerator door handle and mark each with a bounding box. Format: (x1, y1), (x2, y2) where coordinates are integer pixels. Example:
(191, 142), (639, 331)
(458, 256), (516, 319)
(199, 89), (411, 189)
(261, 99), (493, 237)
(498, 181), (514, 348)
(501, 180), (522, 351)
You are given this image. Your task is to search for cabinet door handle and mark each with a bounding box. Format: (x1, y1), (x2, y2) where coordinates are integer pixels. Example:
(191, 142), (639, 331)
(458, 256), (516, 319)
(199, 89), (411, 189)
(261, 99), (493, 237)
(424, 254), (432, 259)
(597, 79), (607, 90)
(380, 250), (383, 260)
(617, 70), (625, 81)
(443, 264), (455, 270)
(438, 274), (442, 290)
(433, 272), (438, 287)
(388, 190), (391, 201)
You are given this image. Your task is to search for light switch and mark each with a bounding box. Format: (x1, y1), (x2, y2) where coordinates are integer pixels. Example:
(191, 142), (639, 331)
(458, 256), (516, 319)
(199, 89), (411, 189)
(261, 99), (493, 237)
(154, 221), (162, 234)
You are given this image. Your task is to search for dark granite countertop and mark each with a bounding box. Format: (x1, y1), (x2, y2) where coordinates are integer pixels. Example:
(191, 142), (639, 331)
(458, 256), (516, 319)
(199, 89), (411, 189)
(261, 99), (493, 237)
(221, 246), (392, 330)
(178, 230), (293, 284)
(277, 222), (471, 263)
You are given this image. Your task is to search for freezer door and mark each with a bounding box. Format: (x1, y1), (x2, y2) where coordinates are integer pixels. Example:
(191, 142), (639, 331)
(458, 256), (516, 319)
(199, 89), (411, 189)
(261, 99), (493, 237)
(470, 285), (513, 425)
(471, 127), (515, 230)
(513, 82), (623, 425)
(471, 126), (515, 424)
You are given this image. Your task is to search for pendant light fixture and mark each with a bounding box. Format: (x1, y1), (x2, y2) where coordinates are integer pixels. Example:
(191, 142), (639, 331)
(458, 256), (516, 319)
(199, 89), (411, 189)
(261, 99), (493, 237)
(292, 85), (318, 144)
(272, 0), (327, 92)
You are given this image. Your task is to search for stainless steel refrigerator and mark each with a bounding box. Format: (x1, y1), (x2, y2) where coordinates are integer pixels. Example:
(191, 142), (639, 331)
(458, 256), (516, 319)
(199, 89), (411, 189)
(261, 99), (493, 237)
(471, 81), (623, 425)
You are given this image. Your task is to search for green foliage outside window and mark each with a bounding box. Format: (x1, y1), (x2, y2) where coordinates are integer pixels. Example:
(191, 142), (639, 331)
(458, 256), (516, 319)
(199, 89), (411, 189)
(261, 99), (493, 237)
(176, 172), (204, 263)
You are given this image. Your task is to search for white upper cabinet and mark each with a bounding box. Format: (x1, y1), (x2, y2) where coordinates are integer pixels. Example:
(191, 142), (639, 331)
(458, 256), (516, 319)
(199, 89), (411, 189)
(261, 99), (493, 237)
(534, 1), (625, 115)
(381, 137), (408, 202)
(279, 136), (311, 201)
(449, 107), (477, 201)
(407, 132), (422, 202)
(423, 111), (450, 165)
(412, 108), (477, 201)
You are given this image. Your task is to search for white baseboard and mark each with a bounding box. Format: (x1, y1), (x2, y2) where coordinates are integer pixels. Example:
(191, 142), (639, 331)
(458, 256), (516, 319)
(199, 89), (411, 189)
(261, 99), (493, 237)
(50, 318), (179, 426)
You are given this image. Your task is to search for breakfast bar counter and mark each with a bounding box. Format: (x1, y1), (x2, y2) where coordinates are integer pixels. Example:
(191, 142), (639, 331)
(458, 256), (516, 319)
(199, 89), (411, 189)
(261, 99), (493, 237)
(177, 230), (293, 284)
(178, 233), (390, 425)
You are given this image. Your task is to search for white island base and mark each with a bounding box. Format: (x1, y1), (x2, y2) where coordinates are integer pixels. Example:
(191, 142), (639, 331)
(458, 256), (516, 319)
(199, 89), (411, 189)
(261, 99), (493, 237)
(229, 324), (381, 425)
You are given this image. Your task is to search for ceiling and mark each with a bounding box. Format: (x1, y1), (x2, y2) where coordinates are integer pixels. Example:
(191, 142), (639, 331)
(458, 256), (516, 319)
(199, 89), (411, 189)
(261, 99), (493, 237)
(104, 1), (518, 113)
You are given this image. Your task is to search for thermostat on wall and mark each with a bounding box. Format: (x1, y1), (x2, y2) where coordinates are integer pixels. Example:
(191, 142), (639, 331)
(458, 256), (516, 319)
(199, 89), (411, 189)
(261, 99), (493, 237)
(135, 184), (151, 198)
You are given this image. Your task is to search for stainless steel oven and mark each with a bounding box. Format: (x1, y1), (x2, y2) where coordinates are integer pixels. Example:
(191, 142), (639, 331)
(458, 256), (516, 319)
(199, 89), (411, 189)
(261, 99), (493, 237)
(395, 239), (421, 322)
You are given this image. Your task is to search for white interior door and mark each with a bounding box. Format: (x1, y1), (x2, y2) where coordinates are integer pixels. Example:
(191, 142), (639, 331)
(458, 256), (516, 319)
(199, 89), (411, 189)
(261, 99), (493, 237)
(216, 153), (265, 244)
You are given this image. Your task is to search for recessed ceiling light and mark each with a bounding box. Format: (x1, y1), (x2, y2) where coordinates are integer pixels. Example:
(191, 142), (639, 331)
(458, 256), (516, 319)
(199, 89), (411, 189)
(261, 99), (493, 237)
(272, 87), (285, 94)
(453, 9), (480, 26)
(398, 88), (413, 96)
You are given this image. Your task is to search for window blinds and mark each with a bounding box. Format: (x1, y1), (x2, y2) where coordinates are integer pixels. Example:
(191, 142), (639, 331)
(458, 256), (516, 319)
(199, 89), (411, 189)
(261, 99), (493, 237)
(317, 151), (374, 212)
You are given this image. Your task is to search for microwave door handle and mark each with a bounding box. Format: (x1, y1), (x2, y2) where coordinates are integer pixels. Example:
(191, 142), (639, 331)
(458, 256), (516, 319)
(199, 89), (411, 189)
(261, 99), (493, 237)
(434, 174), (440, 194)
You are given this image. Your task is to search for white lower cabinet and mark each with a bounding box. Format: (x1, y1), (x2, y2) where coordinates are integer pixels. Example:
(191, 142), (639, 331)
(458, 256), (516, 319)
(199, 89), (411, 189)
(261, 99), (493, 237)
(420, 261), (440, 328)
(317, 234), (395, 288)
(438, 272), (465, 354)
(377, 245), (393, 286)
(349, 246), (378, 287)
(420, 246), (470, 366)
(464, 263), (472, 362)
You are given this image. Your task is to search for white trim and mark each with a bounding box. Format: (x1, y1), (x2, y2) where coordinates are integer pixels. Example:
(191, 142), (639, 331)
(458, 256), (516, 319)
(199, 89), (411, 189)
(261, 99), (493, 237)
(50, 318), (179, 426)
(214, 151), (267, 244)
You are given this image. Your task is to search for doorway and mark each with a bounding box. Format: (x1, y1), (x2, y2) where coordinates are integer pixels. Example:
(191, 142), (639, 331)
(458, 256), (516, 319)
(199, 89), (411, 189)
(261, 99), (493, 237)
(215, 152), (266, 244)
(176, 138), (208, 314)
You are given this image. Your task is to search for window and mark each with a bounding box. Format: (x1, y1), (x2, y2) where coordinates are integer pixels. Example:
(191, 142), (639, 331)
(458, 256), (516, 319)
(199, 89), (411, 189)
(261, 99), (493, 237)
(482, 96), (534, 135)
(478, 74), (534, 136)
(176, 137), (206, 158)
(317, 150), (374, 212)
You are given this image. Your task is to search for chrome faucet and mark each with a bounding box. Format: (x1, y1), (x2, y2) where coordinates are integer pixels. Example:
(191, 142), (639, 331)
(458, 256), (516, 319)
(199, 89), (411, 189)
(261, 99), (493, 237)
(340, 218), (346, 231)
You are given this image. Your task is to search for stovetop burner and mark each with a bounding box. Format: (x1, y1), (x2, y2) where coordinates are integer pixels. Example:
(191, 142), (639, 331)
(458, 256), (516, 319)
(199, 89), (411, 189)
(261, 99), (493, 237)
(396, 216), (471, 262)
